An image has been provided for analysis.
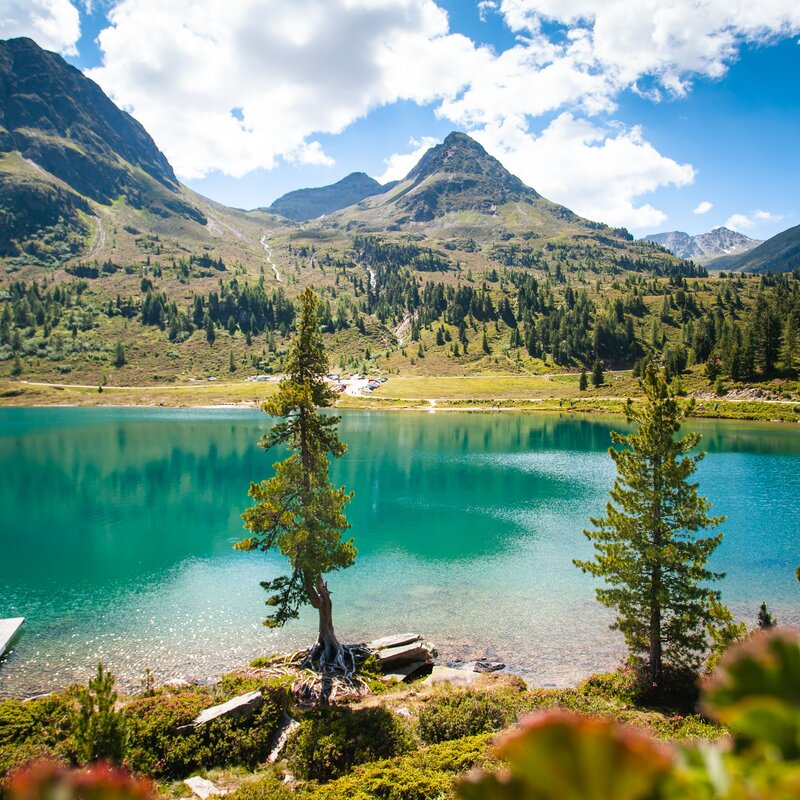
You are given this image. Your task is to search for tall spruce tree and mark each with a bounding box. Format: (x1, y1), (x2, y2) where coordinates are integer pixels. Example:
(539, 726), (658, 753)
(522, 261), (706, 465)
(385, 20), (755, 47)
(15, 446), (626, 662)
(575, 363), (724, 683)
(236, 288), (356, 674)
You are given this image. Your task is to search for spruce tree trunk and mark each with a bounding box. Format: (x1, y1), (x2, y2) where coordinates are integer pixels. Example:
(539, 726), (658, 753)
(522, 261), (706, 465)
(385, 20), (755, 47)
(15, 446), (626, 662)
(314, 576), (341, 660)
(649, 564), (662, 683)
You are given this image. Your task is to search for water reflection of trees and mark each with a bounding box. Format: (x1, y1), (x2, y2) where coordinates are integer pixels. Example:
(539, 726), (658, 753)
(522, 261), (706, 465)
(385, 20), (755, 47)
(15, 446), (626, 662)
(2, 410), (799, 586)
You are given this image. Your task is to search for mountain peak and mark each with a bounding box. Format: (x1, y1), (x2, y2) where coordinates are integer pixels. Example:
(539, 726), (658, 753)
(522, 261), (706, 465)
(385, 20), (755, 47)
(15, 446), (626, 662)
(267, 171), (387, 221)
(382, 130), (538, 222)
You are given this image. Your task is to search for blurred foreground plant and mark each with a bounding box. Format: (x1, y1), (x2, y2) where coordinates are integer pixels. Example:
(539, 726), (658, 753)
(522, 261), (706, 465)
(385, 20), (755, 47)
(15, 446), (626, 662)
(460, 628), (800, 800)
(7, 760), (156, 800)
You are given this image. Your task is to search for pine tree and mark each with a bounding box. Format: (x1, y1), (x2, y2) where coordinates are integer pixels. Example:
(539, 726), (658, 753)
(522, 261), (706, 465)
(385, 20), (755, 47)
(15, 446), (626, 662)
(236, 288), (356, 679)
(204, 314), (215, 345)
(575, 363), (725, 683)
(591, 359), (604, 387)
(114, 341), (125, 368)
(782, 314), (798, 373)
(579, 370), (588, 391)
(73, 663), (126, 764)
(757, 601), (776, 629)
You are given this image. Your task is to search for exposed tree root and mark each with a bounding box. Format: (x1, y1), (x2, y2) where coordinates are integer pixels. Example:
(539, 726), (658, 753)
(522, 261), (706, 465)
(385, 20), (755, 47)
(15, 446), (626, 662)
(239, 643), (375, 705)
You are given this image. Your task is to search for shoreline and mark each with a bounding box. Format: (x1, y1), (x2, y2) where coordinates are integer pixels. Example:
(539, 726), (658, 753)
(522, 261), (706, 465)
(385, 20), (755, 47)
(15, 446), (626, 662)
(1, 392), (799, 424)
(2, 369), (799, 423)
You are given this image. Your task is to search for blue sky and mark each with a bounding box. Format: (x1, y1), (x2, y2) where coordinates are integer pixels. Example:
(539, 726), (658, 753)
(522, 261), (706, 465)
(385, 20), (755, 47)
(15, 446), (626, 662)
(3, 0), (799, 239)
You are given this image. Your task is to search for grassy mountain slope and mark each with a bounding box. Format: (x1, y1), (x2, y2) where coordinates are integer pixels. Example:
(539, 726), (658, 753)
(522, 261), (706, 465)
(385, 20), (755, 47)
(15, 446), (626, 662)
(0, 36), (290, 267)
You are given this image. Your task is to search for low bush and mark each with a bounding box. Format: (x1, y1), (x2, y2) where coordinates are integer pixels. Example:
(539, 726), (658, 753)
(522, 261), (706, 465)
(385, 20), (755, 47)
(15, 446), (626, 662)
(578, 666), (699, 712)
(124, 686), (286, 778)
(230, 772), (294, 800)
(310, 733), (494, 800)
(0, 694), (78, 779)
(285, 706), (417, 783)
(417, 689), (520, 744)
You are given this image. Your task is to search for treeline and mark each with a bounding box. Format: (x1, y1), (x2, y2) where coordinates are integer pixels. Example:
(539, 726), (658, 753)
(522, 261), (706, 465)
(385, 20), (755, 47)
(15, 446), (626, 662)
(140, 278), (295, 343)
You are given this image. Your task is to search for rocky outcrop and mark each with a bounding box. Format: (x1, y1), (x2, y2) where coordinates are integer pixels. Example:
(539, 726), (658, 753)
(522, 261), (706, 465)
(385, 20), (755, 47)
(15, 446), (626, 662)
(179, 690), (263, 730)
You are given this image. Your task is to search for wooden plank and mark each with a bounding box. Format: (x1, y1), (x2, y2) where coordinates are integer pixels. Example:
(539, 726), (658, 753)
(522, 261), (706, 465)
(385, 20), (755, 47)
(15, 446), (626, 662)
(0, 617), (24, 658)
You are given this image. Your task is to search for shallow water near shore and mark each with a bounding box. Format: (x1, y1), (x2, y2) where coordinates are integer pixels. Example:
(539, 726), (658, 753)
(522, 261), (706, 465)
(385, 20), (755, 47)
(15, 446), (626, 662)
(1, 407), (799, 696)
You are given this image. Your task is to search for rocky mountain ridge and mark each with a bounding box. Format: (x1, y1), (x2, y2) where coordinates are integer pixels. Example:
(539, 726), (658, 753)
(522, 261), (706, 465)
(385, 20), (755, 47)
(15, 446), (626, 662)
(643, 227), (761, 263)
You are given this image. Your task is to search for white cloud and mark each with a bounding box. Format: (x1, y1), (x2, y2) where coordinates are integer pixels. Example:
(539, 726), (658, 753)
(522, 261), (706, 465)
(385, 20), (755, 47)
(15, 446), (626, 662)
(725, 209), (783, 231)
(83, 0), (800, 225)
(0, 0), (81, 54)
(473, 114), (695, 229)
(478, 1), (499, 22)
(496, 1), (800, 98)
(724, 213), (755, 232)
(374, 136), (440, 183)
(88, 0), (485, 179)
(694, 200), (713, 215)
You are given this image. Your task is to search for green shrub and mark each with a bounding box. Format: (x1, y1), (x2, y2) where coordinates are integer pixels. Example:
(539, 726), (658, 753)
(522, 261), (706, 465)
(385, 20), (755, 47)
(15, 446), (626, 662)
(578, 670), (638, 704)
(0, 743), (58, 784)
(310, 734), (494, 800)
(578, 666), (699, 712)
(417, 689), (520, 744)
(0, 703), (37, 747)
(230, 772), (294, 800)
(0, 694), (78, 778)
(285, 707), (417, 783)
(124, 686), (286, 778)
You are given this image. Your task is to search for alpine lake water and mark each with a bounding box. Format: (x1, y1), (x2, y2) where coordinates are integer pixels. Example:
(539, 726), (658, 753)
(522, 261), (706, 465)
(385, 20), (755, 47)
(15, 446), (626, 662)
(1, 407), (799, 697)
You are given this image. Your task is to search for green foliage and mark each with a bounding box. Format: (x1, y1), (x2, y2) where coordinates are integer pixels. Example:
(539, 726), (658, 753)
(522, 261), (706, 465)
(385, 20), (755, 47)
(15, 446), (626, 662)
(285, 706), (417, 782)
(0, 693), (78, 778)
(417, 689), (521, 744)
(705, 596), (748, 673)
(309, 734), (494, 800)
(757, 601), (776, 629)
(459, 630), (800, 800)
(579, 370), (588, 391)
(124, 686), (285, 778)
(575, 363), (725, 683)
(73, 663), (126, 765)
(230, 772), (294, 800)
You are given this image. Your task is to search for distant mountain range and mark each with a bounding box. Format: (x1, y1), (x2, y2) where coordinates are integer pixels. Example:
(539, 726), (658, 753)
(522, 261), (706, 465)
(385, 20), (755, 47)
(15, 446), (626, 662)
(642, 227), (761, 263)
(265, 172), (395, 221)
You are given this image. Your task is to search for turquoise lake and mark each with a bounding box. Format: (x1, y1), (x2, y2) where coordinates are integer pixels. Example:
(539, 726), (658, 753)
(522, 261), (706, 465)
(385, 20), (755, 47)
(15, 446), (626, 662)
(1, 408), (799, 696)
